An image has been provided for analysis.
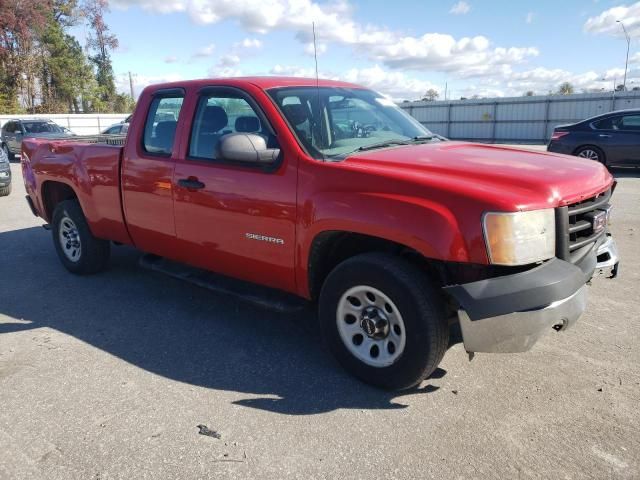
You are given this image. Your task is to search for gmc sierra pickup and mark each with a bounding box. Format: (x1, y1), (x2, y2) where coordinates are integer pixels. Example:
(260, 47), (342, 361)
(21, 77), (620, 390)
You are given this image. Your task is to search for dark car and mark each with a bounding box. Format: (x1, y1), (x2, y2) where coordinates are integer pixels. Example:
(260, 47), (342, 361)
(1, 119), (74, 161)
(0, 146), (11, 196)
(101, 122), (129, 135)
(547, 109), (640, 166)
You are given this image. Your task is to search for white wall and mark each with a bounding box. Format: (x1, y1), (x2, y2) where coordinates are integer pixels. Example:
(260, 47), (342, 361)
(0, 114), (129, 136)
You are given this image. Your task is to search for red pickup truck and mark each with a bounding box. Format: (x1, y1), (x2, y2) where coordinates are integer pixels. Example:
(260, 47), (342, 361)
(21, 77), (619, 390)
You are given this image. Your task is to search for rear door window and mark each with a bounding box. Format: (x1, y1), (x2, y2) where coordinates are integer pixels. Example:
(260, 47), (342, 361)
(143, 95), (184, 155)
(593, 116), (623, 130)
(621, 115), (640, 131)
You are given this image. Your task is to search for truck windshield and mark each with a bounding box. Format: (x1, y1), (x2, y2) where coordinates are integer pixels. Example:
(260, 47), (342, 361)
(268, 86), (435, 159)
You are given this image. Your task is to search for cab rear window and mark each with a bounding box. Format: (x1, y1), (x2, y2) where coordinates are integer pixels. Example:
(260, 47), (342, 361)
(143, 96), (184, 155)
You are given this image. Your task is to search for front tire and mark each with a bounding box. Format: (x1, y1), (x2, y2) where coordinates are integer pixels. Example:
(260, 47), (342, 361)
(0, 184), (10, 196)
(52, 200), (110, 274)
(319, 253), (449, 390)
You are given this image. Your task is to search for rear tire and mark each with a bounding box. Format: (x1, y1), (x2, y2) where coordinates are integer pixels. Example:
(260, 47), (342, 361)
(52, 200), (110, 274)
(575, 145), (606, 165)
(0, 184), (10, 196)
(319, 252), (449, 390)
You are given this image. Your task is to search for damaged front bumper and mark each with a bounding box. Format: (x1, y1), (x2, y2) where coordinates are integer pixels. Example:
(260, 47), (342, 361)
(445, 236), (619, 354)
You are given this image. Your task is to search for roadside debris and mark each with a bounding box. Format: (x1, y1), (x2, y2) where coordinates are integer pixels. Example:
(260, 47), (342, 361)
(196, 424), (221, 439)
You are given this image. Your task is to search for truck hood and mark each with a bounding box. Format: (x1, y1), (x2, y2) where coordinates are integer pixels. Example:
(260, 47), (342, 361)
(345, 142), (613, 210)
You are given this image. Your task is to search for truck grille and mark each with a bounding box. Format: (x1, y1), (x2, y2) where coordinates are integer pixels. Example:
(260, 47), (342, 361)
(555, 188), (611, 262)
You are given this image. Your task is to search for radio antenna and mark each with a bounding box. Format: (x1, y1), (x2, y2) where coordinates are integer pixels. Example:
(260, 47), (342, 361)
(312, 22), (325, 160)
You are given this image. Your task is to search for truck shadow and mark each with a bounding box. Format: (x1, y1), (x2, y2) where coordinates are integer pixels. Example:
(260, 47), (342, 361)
(0, 226), (449, 416)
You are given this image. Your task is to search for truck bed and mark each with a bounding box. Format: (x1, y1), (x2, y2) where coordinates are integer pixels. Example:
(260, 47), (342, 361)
(21, 135), (132, 245)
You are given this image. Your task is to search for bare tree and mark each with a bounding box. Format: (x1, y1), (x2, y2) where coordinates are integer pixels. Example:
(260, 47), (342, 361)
(422, 88), (439, 101)
(557, 82), (574, 95)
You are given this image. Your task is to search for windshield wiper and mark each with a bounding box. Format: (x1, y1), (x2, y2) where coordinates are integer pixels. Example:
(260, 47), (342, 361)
(412, 135), (435, 141)
(356, 139), (412, 152)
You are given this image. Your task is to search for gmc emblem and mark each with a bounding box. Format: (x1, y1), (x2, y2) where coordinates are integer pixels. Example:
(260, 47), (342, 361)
(592, 211), (607, 233)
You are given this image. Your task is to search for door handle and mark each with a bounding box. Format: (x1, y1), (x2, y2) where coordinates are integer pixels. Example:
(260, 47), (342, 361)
(177, 177), (205, 190)
(599, 134), (611, 138)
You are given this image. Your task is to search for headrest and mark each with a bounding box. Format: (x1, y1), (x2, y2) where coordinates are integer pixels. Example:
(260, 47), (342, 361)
(235, 116), (260, 133)
(202, 105), (228, 132)
(282, 104), (309, 126)
(154, 121), (177, 139)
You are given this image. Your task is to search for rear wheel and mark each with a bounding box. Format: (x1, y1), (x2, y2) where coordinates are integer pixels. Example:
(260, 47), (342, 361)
(52, 200), (110, 274)
(575, 145), (606, 165)
(319, 252), (449, 390)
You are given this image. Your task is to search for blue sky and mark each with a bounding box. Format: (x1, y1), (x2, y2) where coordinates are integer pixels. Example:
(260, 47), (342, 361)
(84, 0), (640, 100)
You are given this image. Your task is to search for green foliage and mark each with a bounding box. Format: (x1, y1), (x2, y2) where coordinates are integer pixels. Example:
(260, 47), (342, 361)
(0, 0), (130, 114)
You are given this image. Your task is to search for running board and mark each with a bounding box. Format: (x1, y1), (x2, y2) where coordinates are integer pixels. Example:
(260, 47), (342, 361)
(139, 254), (309, 314)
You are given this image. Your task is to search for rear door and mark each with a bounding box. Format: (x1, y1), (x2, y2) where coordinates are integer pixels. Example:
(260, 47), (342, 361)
(121, 89), (185, 257)
(591, 114), (640, 165)
(617, 114), (640, 165)
(171, 86), (298, 293)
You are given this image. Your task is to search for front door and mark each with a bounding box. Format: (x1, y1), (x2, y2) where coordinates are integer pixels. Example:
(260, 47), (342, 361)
(172, 87), (298, 293)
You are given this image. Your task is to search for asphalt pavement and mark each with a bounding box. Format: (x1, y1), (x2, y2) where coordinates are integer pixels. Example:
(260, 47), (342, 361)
(1, 160), (639, 479)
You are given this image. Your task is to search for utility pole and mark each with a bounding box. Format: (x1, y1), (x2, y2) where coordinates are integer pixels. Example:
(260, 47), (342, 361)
(444, 82), (448, 101)
(616, 21), (631, 91)
(128, 71), (135, 99)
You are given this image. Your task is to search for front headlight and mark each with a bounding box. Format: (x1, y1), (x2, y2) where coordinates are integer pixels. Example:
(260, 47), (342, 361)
(483, 209), (555, 265)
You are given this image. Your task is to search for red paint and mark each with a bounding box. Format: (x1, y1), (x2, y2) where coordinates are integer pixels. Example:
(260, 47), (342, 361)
(21, 77), (614, 299)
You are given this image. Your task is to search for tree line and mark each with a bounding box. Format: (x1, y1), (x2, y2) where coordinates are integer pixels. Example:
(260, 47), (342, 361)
(0, 0), (134, 114)
(419, 81), (640, 103)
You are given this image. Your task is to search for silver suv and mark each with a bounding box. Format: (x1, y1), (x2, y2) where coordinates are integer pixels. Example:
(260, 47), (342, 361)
(1, 119), (73, 160)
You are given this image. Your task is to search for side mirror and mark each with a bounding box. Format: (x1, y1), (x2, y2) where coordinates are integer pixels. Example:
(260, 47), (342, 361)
(217, 133), (280, 164)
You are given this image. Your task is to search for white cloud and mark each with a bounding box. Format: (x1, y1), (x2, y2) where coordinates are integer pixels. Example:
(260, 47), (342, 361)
(164, 56), (179, 63)
(116, 72), (184, 98)
(111, 0), (536, 78)
(343, 66), (440, 100)
(449, 1), (470, 15)
(218, 54), (241, 67)
(303, 42), (328, 56)
(584, 2), (640, 36)
(192, 43), (216, 58)
(370, 33), (538, 73)
(210, 37), (263, 71)
(267, 64), (438, 101)
(525, 12), (535, 24)
(238, 38), (262, 49)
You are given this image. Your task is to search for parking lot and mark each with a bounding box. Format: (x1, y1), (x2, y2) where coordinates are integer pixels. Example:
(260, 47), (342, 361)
(1, 160), (639, 479)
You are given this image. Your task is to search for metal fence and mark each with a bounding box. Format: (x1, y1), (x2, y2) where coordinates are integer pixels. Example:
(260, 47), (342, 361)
(399, 91), (640, 144)
(0, 114), (129, 136)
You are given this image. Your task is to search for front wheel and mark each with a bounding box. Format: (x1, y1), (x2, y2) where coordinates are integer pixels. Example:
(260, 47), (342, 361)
(319, 253), (449, 390)
(575, 146), (606, 165)
(52, 200), (110, 274)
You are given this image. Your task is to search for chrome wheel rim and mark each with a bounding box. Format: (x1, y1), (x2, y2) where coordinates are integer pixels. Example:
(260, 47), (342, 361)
(59, 216), (81, 262)
(336, 285), (406, 368)
(578, 149), (599, 161)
